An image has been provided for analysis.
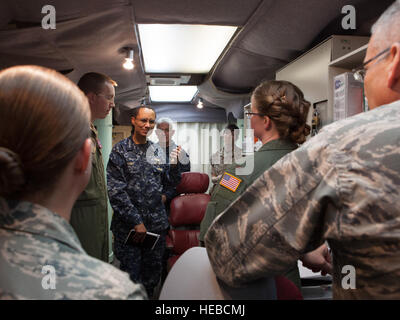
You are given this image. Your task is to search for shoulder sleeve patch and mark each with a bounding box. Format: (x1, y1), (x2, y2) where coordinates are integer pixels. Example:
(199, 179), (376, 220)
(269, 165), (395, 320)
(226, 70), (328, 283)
(219, 172), (242, 192)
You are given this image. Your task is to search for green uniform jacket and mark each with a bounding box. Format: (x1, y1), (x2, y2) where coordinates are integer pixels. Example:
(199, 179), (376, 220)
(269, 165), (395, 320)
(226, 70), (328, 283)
(70, 124), (109, 262)
(200, 139), (301, 288)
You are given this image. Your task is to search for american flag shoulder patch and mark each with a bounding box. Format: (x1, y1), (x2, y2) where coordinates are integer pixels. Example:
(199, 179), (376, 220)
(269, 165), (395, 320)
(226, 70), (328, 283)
(219, 172), (242, 192)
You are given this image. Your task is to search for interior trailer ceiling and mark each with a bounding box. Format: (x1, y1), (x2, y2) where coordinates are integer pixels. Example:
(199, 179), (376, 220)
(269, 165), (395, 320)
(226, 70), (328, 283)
(0, 0), (394, 124)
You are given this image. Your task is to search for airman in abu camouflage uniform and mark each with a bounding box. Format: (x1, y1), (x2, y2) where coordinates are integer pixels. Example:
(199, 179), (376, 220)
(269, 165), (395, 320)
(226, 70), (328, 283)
(0, 199), (146, 299)
(209, 124), (242, 193)
(205, 1), (400, 299)
(0, 65), (146, 300)
(107, 106), (181, 298)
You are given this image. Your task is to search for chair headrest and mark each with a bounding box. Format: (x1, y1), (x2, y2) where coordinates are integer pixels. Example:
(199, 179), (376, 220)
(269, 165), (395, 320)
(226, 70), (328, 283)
(170, 194), (210, 226)
(176, 172), (209, 194)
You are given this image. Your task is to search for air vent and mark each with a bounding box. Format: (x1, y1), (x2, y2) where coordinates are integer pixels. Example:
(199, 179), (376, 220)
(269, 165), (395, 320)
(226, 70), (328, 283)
(146, 75), (191, 86)
(153, 78), (180, 85)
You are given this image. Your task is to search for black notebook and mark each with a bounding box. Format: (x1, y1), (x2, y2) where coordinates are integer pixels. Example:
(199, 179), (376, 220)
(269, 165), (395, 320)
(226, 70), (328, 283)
(124, 230), (160, 250)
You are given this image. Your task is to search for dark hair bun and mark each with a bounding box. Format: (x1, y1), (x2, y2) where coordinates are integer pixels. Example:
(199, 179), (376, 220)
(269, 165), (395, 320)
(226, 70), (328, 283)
(290, 123), (311, 144)
(0, 147), (25, 196)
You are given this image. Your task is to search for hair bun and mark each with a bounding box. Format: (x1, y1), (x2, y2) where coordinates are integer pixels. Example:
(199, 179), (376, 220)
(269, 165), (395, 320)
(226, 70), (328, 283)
(289, 123), (311, 144)
(252, 80), (311, 145)
(0, 147), (25, 196)
(266, 95), (274, 104)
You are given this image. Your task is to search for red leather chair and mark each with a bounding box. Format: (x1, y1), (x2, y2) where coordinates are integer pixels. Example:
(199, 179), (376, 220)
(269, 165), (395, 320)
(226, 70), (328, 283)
(166, 172), (210, 272)
(275, 276), (303, 300)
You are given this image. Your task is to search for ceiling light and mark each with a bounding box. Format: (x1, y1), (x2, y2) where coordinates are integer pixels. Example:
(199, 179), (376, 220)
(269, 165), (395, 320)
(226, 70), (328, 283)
(138, 24), (238, 73)
(197, 98), (204, 109)
(149, 86), (198, 102)
(123, 48), (134, 70)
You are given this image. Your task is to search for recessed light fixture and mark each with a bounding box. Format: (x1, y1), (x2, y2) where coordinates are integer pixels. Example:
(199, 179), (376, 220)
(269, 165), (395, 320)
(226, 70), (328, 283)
(138, 24), (238, 73)
(197, 98), (204, 109)
(149, 85), (198, 102)
(123, 48), (134, 70)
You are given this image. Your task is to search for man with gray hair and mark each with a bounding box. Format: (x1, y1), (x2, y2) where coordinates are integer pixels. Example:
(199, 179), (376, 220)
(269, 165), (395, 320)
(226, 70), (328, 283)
(155, 118), (190, 173)
(205, 0), (400, 299)
(154, 117), (191, 284)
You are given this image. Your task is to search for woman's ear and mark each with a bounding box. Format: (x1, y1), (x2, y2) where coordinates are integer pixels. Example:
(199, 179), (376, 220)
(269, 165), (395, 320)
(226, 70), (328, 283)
(387, 43), (400, 91)
(264, 116), (272, 130)
(74, 138), (92, 174)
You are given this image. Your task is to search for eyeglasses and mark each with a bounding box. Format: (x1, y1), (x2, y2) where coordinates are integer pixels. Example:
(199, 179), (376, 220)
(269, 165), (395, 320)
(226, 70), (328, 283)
(352, 47), (391, 82)
(245, 112), (264, 119)
(96, 93), (115, 102)
(138, 118), (155, 125)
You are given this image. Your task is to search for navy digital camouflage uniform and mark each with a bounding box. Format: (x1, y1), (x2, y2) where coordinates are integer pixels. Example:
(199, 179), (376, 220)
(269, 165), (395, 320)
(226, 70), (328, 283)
(107, 136), (181, 297)
(205, 101), (400, 299)
(0, 198), (146, 299)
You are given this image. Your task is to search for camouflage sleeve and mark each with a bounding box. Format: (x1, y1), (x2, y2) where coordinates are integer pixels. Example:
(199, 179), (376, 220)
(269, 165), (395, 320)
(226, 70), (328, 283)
(106, 147), (143, 227)
(204, 136), (339, 287)
(178, 149), (191, 173)
(169, 163), (182, 186)
(163, 188), (175, 202)
(163, 150), (190, 200)
(162, 165), (181, 201)
(210, 155), (217, 181)
(179, 155), (191, 173)
(162, 169), (176, 202)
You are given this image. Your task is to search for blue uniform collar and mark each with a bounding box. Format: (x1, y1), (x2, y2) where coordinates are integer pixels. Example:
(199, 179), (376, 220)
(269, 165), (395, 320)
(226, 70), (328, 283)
(126, 135), (152, 152)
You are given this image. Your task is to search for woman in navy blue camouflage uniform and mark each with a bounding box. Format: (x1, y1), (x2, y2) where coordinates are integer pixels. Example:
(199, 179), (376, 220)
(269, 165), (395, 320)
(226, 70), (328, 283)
(107, 106), (181, 298)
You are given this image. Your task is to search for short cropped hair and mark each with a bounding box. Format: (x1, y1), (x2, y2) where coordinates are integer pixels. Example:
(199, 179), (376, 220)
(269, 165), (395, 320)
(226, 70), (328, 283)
(77, 72), (117, 95)
(130, 105), (155, 118)
(130, 105), (156, 134)
(371, 0), (400, 50)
